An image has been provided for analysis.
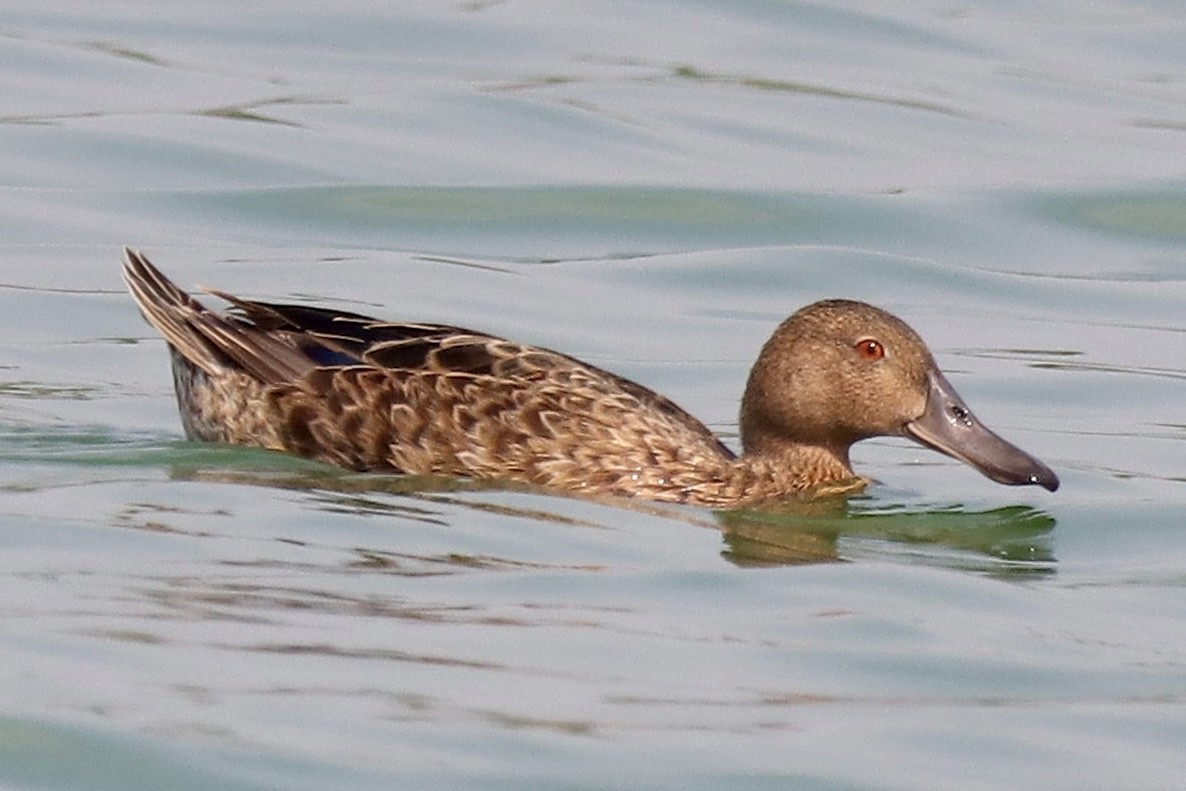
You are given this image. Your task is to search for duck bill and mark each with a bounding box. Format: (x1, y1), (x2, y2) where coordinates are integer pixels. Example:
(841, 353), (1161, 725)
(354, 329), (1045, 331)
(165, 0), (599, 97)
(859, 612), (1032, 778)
(903, 369), (1059, 492)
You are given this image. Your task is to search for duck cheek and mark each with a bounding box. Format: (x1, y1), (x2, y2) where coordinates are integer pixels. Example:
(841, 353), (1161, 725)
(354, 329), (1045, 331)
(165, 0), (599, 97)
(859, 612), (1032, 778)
(902, 369), (1060, 492)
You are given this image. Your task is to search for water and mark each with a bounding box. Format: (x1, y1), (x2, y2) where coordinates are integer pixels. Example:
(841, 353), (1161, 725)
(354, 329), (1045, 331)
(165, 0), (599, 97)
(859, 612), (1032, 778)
(2, 2), (1185, 789)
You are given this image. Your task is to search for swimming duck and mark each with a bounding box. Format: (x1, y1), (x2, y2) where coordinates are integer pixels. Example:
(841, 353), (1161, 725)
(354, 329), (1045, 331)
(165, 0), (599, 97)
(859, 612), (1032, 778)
(122, 248), (1058, 506)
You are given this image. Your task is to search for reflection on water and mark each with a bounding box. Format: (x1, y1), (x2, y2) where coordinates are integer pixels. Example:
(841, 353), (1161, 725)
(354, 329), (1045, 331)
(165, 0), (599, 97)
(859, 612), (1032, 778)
(168, 451), (1059, 574)
(718, 500), (1056, 573)
(1, 422), (1057, 574)
(169, 442), (1057, 574)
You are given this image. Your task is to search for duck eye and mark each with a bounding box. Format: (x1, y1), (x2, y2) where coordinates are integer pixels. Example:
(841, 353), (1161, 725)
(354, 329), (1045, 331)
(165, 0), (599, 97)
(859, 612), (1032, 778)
(854, 338), (884, 361)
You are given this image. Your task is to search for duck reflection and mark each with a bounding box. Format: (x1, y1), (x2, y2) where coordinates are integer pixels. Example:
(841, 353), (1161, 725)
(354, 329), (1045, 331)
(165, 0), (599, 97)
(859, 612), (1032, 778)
(163, 453), (1056, 575)
(717, 499), (1056, 574)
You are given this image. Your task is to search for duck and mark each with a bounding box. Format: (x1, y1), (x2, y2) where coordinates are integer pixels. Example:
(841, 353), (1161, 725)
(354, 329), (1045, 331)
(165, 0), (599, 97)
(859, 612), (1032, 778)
(121, 248), (1058, 506)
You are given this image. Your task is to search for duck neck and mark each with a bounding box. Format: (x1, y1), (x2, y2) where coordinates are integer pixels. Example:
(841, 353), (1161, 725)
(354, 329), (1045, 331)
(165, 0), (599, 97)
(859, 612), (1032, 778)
(740, 435), (856, 486)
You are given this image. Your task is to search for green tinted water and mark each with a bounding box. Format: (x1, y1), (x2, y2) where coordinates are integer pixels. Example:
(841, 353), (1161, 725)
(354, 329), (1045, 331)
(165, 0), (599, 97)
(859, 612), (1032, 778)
(2, 2), (1185, 790)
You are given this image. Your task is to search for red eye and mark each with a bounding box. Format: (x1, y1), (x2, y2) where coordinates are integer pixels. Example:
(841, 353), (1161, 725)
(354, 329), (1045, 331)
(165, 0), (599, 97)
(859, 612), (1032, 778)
(855, 338), (884, 361)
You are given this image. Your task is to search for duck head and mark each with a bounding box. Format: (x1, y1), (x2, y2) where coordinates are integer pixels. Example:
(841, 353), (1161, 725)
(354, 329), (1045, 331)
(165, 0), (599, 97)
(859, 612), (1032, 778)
(740, 299), (1059, 492)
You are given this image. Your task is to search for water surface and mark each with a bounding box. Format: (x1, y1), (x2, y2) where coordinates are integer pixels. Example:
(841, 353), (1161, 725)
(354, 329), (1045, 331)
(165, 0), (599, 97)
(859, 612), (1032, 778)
(2, 2), (1185, 789)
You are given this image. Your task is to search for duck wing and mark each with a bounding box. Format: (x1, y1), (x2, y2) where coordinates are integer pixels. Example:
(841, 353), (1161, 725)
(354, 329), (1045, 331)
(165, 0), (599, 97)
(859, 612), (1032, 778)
(123, 249), (734, 465)
(226, 298), (731, 453)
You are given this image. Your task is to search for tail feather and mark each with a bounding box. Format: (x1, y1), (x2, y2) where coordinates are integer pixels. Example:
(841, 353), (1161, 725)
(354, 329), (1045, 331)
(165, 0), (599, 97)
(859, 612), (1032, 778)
(122, 247), (230, 376)
(121, 248), (314, 384)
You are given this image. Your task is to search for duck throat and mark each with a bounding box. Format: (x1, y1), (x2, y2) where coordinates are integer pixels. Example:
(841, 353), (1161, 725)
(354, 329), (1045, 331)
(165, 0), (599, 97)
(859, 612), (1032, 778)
(741, 438), (857, 491)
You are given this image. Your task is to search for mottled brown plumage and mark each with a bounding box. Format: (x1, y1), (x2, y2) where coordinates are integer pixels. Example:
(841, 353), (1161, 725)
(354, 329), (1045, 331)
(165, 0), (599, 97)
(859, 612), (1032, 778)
(122, 248), (1058, 506)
